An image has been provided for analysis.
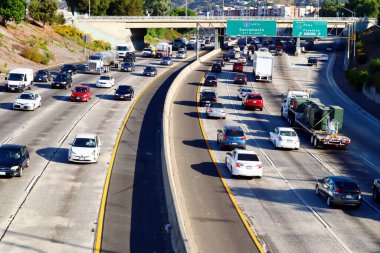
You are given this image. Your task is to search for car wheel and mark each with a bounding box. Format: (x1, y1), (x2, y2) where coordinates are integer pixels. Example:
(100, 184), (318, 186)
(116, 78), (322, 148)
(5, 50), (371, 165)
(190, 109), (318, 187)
(310, 135), (314, 144)
(220, 142), (225, 150)
(315, 185), (320, 195)
(17, 167), (23, 177)
(373, 189), (379, 201)
(313, 137), (319, 148)
(260, 107), (263, 111)
(327, 196), (332, 207)
(26, 158), (30, 167)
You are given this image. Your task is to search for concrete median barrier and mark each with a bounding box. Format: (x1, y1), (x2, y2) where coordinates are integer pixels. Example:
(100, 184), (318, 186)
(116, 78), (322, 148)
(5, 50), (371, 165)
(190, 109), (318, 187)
(162, 49), (221, 253)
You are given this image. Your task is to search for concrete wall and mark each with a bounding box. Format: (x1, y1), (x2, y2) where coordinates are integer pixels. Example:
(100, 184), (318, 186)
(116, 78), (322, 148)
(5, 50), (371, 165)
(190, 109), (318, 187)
(162, 49), (221, 253)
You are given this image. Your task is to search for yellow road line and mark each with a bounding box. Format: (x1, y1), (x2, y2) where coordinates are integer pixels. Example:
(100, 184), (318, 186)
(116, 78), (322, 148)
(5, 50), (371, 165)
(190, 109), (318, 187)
(94, 66), (176, 253)
(196, 67), (265, 253)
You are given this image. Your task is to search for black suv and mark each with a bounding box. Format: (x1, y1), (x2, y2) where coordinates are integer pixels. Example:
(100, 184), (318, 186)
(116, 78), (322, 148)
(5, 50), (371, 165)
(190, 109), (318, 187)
(124, 52), (136, 62)
(121, 62), (135, 72)
(34, 70), (52, 82)
(0, 144), (30, 177)
(60, 64), (77, 75)
(52, 73), (73, 89)
(308, 57), (318, 66)
(200, 89), (217, 106)
(143, 66), (157, 77)
(211, 63), (222, 73)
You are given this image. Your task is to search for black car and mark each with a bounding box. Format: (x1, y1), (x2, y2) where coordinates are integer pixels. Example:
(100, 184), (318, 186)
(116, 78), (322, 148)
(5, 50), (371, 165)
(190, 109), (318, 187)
(114, 85), (134, 101)
(222, 54), (230, 62)
(143, 66), (157, 77)
(121, 62), (135, 72)
(308, 57), (318, 66)
(34, 70), (52, 82)
(124, 52), (136, 62)
(200, 89), (217, 106)
(316, 176), (362, 208)
(211, 63), (222, 73)
(204, 75), (218, 87)
(372, 179), (380, 202)
(215, 60), (225, 67)
(0, 144), (29, 177)
(52, 73), (72, 89)
(60, 64), (77, 75)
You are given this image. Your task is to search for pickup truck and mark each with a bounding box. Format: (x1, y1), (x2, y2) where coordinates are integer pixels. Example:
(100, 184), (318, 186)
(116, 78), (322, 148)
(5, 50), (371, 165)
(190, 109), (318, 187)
(373, 179), (380, 202)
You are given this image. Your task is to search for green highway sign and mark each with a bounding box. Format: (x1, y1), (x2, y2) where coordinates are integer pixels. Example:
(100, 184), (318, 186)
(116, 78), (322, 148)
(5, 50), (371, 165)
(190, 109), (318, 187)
(226, 20), (277, 36)
(293, 21), (327, 37)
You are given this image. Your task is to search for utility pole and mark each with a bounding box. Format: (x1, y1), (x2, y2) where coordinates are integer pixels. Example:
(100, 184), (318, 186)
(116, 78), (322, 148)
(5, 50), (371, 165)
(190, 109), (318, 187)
(88, 0), (91, 18)
(185, 0), (188, 17)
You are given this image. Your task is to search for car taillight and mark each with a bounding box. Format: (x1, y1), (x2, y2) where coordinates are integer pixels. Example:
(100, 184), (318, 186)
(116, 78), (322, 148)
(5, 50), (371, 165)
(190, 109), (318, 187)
(241, 137), (246, 140)
(334, 188), (342, 193)
(236, 163), (242, 168)
(208, 109), (213, 112)
(223, 136), (228, 140)
(278, 137), (282, 141)
(257, 164), (263, 169)
(240, 92), (244, 94)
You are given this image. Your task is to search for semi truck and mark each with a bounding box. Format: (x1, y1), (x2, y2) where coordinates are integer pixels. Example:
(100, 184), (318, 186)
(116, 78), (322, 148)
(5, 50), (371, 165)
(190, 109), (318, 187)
(252, 50), (274, 82)
(281, 90), (351, 148)
(85, 51), (121, 74)
(115, 43), (134, 60)
(155, 43), (172, 58)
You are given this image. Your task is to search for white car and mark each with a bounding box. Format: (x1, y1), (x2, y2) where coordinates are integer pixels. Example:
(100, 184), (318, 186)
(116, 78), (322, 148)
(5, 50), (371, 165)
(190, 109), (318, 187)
(13, 92), (41, 111)
(188, 37), (196, 44)
(225, 149), (263, 178)
(176, 50), (187, 59)
(68, 133), (101, 163)
(318, 54), (329, 61)
(238, 56), (247, 65)
(237, 87), (253, 99)
(206, 102), (226, 119)
(269, 127), (300, 150)
(96, 75), (115, 88)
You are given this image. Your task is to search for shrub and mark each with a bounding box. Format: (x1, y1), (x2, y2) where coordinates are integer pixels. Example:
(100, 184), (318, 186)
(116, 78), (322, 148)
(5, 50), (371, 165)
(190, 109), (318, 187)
(347, 68), (368, 91)
(20, 46), (52, 64)
(11, 44), (21, 52)
(368, 58), (380, 73)
(0, 63), (9, 74)
(54, 13), (66, 25)
(357, 52), (368, 64)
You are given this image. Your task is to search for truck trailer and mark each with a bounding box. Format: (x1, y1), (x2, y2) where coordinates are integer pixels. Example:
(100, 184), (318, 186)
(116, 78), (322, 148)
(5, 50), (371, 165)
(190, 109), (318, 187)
(281, 90), (351, 148)
(252, 50), (274, 82)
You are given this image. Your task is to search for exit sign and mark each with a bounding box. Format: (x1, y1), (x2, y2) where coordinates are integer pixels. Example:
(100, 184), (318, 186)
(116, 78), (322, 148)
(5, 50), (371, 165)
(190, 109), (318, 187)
(293, 21), (327, 37)
(227, 20), (277, 36)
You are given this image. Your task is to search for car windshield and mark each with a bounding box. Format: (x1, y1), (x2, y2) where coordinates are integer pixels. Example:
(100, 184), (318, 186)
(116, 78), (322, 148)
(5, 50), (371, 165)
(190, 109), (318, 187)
(143, 48), (152, 52)
(237, 153), (259, 161)
(117, 86), (132, 92)
(117, 46), (128, 51)
(225, 129), (244, 136)
(0, 149), (21, 166)
(62, 65), (73, 70)
(210, 103), (223, 108)
(36, 70), (47, 75)
(202, 92), (215, 97)
(89, 56), (101, 60)
(73, 138), (96, 148)
(8, 73), (24, 81)
(269, 45), (276, 50)
(213, 64), (221, 68)
(54, 74), (67, 81)
(74, 87), (87, 93)
(123, 62), (132, 67)
(280, 131), (297, 136)
(236, 74), (246, 78)
(248, 95), (262, 99)
(100, 76), (112, 80)
(145, 67), (154, 71)
(163, 57), (170, 60)
(178, 50), (185, 54)
(19, 94), (34, 100)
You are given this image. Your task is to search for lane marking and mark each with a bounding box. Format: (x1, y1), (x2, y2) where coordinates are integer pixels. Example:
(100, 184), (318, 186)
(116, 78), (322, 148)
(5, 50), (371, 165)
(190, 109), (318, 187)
(94, 59), (187, 253)
(359, 155), (375, 167)
(58, 132), (69, 145)
(2, 137), (12, 145)
(24, 176), (38, 192)
(196, 66), (265, 253)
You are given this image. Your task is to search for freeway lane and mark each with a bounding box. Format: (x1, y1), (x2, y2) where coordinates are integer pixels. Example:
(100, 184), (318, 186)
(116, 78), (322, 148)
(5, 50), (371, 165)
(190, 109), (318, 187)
(195, 49), (380, 252)
(0, 52), (196, 252)
(169, 59), (261, 252)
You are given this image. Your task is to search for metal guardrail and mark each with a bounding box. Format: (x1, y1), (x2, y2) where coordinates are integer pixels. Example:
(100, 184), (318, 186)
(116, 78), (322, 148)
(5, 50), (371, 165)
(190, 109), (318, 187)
(74, 15), (375, 22)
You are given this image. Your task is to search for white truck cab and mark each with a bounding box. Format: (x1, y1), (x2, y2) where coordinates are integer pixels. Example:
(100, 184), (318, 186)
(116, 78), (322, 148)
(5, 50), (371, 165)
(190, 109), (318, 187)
(6, 68), (34, 92)
(281, 90), (310, 118)
(116, 43), (134, 60)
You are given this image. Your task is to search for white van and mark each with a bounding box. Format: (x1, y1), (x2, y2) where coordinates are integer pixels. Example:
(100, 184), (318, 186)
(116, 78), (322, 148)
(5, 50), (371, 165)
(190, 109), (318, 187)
(6, 68), (34, 92)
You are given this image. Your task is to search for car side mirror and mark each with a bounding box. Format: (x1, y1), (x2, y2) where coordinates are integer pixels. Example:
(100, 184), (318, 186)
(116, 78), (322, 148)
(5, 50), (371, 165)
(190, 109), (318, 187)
(217, 129), (222, 133)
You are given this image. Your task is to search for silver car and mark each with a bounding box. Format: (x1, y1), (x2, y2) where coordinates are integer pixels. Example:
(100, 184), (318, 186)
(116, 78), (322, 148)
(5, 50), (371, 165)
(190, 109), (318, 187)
(237, 87), (253, 99)
(206, 102), (226, 119)
(161, 56), (173, 65)
(176, 50), (187, 59)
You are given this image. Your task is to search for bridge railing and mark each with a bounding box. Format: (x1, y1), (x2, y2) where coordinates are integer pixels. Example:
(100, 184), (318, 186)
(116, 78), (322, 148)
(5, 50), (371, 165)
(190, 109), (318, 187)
(74, 15), (372, 22)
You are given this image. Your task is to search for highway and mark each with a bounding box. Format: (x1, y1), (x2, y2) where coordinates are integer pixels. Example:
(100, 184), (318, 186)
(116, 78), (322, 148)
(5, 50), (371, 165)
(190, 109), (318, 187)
(0, 52), (197, 252)
(181, 44), (380, 253)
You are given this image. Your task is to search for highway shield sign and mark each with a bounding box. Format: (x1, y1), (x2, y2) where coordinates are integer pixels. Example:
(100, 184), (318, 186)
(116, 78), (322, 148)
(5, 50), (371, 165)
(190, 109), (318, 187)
(227, 20), (277, 36)
(293, 21), (327, 37)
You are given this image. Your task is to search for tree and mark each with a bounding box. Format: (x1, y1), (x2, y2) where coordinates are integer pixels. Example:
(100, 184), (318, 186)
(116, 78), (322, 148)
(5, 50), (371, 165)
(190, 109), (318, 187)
(319, 1), (341, 17)
(170, 7), (197, 16)
(107, 0), (143, 16)
(345, 0), (379, 17)
(144, 0), (172, 16)
(28, 0), (58, 27)
(0, 0), (26, 26)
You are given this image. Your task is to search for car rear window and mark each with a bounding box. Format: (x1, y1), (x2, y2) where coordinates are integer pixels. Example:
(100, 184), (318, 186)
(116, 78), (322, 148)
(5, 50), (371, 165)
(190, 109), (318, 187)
(335, 181), (358, 190)
(236, 74), (246, 78)
(225, 129), (244, 136)
(234, 63), (243, 67)
(206, 76), (217, 80)
(280, 131), (297, 136)
(237, 154), (259, 161)
(241, 88), (252, 92)
(248, 95), (262, 99)
(210, 103), (223, 108)
(203, 92), (216, 97)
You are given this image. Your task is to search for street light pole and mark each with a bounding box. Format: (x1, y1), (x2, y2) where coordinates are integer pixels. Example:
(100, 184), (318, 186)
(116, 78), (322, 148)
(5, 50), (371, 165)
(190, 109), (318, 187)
(89, 0), (91, 18)
(340, 6), (356, 63)
(185, 0), (188, 17)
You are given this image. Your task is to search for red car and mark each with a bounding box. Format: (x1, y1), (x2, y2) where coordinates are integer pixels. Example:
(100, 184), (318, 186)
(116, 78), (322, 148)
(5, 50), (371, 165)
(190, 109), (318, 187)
(70, 85), (92, 102)
(242, 92), (263, 111)
(233, 62), (243, 72)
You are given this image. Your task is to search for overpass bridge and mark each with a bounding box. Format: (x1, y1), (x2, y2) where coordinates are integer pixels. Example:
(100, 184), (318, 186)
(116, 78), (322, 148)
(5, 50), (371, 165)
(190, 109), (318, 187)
(71, 16), (376, 50)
